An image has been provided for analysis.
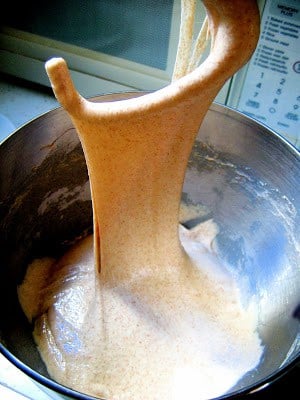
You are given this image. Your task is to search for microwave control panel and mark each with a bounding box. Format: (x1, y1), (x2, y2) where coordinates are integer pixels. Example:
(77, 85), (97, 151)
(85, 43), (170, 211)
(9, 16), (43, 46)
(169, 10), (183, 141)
(236, 0), (300, 147)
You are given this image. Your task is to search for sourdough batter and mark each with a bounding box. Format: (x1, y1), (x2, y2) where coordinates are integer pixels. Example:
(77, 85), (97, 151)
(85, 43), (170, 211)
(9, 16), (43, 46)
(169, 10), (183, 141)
(19, 220), (262, 400)
(18, 1), (262, 399)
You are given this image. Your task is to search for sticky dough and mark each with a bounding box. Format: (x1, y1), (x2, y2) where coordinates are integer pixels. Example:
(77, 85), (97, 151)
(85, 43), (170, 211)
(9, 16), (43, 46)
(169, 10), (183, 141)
(18, 1), (262, 399)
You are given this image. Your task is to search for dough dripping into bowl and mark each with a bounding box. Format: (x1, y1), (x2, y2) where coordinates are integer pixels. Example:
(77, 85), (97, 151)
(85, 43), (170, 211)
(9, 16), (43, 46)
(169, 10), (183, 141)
(18, 1), (263, 399)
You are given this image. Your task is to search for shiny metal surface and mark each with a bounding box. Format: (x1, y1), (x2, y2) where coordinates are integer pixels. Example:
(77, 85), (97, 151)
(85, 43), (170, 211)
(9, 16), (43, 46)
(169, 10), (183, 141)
(0, 93), (299, 399)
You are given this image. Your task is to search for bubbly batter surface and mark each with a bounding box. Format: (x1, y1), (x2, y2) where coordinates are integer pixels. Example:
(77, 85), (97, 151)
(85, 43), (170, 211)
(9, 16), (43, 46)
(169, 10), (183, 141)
(18, 1), (262, 399)
(19, 220), (262, 400)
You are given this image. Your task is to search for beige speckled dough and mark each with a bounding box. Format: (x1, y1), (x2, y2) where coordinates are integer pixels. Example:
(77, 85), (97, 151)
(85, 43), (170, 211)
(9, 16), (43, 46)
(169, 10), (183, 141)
(20, 224), (263, 400)
(18, 1), (262, 399)
(45, 0), (260, 279)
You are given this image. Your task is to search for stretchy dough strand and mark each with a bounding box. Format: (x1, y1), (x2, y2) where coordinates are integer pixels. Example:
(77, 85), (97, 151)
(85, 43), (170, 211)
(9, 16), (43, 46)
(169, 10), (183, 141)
(45, 0), (260, 277)
(172, 0), (197, 80)
(187, 16), (209, 74)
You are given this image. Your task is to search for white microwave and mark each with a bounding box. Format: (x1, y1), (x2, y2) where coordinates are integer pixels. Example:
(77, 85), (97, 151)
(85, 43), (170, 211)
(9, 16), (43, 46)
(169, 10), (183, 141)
(0, 0), (299, 148)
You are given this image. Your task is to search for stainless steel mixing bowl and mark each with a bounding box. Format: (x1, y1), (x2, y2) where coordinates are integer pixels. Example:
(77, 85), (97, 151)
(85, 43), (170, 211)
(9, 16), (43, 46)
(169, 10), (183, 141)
(0, 93), (299, 399)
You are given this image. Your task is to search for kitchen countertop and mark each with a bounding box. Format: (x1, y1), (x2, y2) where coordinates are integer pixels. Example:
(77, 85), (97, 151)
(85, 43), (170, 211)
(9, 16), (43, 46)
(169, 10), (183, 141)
(0, 73), (58, 142)
(0, 353), (59, 400)
(0, 72), (299, 399)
